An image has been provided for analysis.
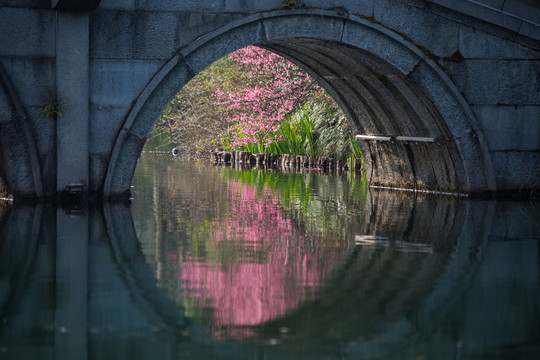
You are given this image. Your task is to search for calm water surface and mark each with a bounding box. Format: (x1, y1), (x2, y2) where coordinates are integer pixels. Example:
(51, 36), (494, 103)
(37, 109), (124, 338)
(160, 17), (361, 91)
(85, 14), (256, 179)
(0, 152), (539, 359)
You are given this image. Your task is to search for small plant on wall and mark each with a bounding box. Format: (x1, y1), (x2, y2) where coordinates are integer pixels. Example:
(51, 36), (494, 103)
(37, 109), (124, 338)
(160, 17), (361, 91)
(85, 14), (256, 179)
(281, 0), (298, 9)
(42, 90), (68, 118)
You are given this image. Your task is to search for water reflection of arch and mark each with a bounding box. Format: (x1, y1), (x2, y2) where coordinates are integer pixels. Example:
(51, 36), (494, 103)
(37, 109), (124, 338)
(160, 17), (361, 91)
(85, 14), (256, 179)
(254, 192), (493, 357)
(94, 204), (189, 353)
(0, 204), (188, 359)
(0, 204), (43, 331)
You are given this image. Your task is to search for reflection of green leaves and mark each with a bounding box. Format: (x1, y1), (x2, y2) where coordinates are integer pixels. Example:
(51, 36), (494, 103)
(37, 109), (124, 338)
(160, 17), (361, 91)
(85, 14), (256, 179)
(183, 298), (214, 325)
(350, 172), (369, 204)
(222, 167), (369, 237)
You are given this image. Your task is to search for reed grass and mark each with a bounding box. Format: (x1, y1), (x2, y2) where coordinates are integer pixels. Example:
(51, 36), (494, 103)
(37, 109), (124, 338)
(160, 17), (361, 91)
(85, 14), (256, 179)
(227, 98), (363, 164)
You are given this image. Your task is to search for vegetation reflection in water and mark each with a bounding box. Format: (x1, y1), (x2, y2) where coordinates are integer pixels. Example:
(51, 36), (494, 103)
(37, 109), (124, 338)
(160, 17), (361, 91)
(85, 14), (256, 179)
(133, 154), (368, 339)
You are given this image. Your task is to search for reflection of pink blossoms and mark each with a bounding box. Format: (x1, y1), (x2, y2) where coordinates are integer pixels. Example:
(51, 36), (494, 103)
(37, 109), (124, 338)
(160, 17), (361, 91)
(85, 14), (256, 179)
(169, 180), (340, 338)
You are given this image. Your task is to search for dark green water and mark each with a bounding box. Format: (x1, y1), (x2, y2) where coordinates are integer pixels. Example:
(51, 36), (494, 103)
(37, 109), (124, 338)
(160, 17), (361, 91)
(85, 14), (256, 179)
(0, 152), (539, 359)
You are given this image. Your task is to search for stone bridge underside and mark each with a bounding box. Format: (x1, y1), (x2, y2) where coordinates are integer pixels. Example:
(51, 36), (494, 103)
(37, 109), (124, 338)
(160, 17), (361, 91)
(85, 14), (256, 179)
(0, 0), (539, 201)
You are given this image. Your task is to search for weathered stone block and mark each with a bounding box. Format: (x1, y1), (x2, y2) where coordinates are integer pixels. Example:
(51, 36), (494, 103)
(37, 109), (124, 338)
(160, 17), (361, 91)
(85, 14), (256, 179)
(459, 25), (538, 60)
(90, 106), (129, 155)
(336, 0), (373, 15)
(444, 59), (499, 105)
(0, 8), (55, 57)
(396, 0), (426, 8)
(26, 106), (55, 155)
(89, 154), (109, 193)
(491, 151), (540, 190)
(224, 0), (281, 12)
(0, 91), (12, 125)
(127, 61), (194, 140)
(0, 58), (55, 107)
(134, 11), (181, 59)
(90, 60), (163, 107)
(302, 0), (337, 9)
(98, 0), (135, 10)
(177, 13), (247, 47)
(110, 132), (145, 195)
(343, 18), (421, 75)
(90, 11), (135, 59)
(474, 105), (540, 151)
(0, 78), (18, 135)
(38, 153), (55, 197)
(263, 10), (345, 42)
(253, 0), (375, 16)
(0, 121), (35, 195)
(410, 61), (470, 137)
(135, 0), (226, 11)
(499, 60), (540, 105)
(452, 130), (495, 193)
(428, 0), (522, 35)
(375, 0), (459, 58)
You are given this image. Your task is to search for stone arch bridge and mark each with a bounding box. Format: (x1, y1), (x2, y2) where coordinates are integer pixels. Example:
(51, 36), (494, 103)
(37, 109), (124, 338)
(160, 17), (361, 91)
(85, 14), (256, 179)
(0, 0), (539, 201)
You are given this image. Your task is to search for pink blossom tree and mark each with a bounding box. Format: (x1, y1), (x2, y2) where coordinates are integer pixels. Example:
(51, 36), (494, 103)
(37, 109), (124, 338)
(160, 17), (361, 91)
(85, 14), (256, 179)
(156, 45), (329, 155)
(213, 46), (323, 152)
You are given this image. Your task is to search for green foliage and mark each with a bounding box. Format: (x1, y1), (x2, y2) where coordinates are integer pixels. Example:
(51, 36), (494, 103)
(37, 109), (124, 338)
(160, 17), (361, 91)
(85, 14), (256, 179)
(298, 109), (316, 157)
(347, 133), (364, 171)
(281, 0), (298, 9)
(267, 118), (304, 156)
(42, 91), (68, 118)
(348, 134), (363, 160)
(227, 98), (362, 162)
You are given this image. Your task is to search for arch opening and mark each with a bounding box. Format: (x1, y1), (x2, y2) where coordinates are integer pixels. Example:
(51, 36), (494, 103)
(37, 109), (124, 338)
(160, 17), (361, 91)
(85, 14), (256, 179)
(105, 12), (495, 198)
